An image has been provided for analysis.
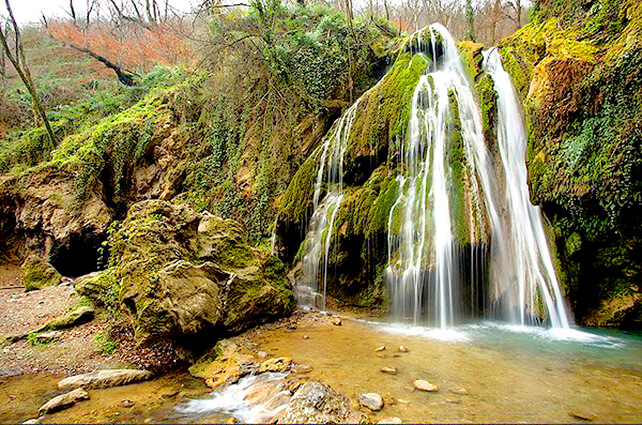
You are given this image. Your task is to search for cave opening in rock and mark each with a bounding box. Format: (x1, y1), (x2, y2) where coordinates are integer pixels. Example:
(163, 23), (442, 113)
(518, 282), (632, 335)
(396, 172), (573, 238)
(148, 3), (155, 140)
(50, 233), (106, 278)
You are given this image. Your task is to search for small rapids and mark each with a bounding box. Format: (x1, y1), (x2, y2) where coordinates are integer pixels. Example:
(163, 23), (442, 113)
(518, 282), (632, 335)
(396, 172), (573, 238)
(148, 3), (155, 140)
(176, 372), (290, 424)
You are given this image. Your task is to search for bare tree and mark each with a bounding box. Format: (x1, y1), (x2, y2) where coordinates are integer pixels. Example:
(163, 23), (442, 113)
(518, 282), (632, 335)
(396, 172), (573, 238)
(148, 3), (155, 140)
(0, 0), (57, 146)
(505, 0), (522, 29)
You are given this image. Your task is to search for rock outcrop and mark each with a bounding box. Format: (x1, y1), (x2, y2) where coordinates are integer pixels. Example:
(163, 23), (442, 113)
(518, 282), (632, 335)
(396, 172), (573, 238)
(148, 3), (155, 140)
(498, 1), (642, 328)
(77, 200), (294, 345)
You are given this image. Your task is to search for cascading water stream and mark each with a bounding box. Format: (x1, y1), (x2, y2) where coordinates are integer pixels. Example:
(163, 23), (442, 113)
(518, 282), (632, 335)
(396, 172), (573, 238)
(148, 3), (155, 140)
(386, 24), (570, 329)
(482, 48), (571, 328)
(297, 100), (361, 311)
(387, 23), (503, 329)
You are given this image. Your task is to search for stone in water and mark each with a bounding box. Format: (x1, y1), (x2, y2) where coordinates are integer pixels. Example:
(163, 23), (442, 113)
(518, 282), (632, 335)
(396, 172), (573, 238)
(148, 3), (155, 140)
(412, 379), (439, 392)
(359, 393), (384, 411)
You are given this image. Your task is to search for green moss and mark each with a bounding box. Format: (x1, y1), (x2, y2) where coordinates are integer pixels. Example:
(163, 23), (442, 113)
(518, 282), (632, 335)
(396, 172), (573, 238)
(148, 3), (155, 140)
(346, 52), (429, 167)
(278, 147), (322, 222)
(477, 74), (497, 148)
(457, 40), (484, 83)
(22, 255), (62, 291)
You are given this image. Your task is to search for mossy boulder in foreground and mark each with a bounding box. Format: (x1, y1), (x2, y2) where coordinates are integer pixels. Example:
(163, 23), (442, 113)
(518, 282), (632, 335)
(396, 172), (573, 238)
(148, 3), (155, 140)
(77, 200), (294, 346)
(22, 255), (62, 291)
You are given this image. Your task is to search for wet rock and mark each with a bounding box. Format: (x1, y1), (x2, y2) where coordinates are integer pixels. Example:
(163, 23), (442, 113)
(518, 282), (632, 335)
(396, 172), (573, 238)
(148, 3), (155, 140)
(569, 412), (597, 422)
(35, 331), (63, 343)
(161, 390), (180, 399)
(383, 394), (396, 406)
(277, 381), (365, 424)
(359, 393), (384, 411)
(375, 346), (386, 352)
(22, 256), (62, 291)
(331, 317), (342, 326)
(259, 357), (292, 373)
(58, 369), (153, 390)
(380, 366), (398, 375)
(412, 379), (439, 392)
(38, 388), (89, 415)
(449, 387), (469, 395)
(292, 364), (313, 374)
(397, 345), (409, 353)
(203, 363), (242, 389)
(377, 417), (403, 424)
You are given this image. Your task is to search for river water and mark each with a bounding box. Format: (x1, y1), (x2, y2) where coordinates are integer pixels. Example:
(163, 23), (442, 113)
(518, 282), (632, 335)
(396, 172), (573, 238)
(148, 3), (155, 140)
(246, 313), (641, 423)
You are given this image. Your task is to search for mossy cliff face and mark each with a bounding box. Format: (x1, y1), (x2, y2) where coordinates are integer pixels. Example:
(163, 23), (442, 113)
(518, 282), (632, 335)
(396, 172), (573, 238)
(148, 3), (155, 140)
(76, 200), (293, 346)
(0, 165), (112, 275)
(499, 0), (642, 328)
(277, 50), (429, 305)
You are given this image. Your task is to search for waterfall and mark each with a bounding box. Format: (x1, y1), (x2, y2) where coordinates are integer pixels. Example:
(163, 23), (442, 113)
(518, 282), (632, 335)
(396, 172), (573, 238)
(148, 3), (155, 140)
(386, 24), (500, 329)
(297, 100), (361, 311)
(482, 48), (571, 328)
(386, 24), (570, 329)
(295, 23), (571, 328)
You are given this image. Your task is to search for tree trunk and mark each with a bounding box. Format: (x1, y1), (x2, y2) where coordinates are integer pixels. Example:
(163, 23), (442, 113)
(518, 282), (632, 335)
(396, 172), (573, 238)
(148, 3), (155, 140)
(491, 0), (500, 44)
(0, 0), (57, 148)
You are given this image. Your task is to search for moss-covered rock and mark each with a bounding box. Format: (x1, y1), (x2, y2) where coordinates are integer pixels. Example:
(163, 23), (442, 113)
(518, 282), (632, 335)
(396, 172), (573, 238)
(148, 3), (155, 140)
(22, 255), (62, 291)
(81, 200), (293, 346)
(499, 0), (642, 327)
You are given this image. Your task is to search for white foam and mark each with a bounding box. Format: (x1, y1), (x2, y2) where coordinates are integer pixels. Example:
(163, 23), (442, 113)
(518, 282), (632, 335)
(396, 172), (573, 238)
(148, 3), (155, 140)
(176, 373), (290, 424)
(366, 320), (470, 342)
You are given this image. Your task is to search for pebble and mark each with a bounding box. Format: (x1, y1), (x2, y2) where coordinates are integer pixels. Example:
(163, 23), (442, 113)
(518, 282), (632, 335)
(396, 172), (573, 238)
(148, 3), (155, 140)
(398, 345), (409, 353)
(377, 417), (403, 424)
(375, 346), (386, 352)
(303, 335), (309, 340)
(121, 400), (135, 408)
(443, 398), (462, 404)
(412, 379), (439, 392)
(257, 351), (268, 359)
(380, 366), (398, 375)
(331, 317), (342, 326)
(359, 393), (384, 411)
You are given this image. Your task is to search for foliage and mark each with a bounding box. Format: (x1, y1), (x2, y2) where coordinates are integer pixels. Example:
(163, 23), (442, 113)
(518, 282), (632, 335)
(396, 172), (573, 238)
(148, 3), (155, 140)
(93, 331), (117, 355)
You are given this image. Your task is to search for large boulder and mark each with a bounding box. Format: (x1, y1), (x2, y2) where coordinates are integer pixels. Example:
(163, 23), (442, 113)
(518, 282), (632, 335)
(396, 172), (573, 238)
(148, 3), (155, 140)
(78, 200), (294, 345)
(277, 381), (366, 424)
(22, 255), (62, 291)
